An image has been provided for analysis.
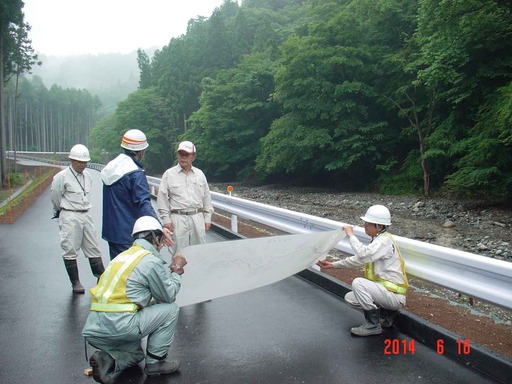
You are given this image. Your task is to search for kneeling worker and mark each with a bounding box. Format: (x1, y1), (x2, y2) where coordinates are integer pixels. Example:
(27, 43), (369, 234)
(82, 216), (187, 384)
(317, 205), (408, 336)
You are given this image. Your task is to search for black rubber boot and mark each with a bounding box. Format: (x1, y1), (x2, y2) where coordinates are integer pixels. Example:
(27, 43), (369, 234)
(63, 259), (85, 294)
(350, 308), (382, 336)
(380, 308), (399, 328)
(145, 359), (180, 376)
(89, 350), (117, 384)
(89, 257), (105, 279)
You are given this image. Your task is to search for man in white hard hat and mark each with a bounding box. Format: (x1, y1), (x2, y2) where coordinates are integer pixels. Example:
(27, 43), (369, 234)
(51, 144), (105, 293)
(101, 129), (170, 259)
(317, 205), (408, 336)
(157, 140), (214, 255)
(82, 216), (187, 384)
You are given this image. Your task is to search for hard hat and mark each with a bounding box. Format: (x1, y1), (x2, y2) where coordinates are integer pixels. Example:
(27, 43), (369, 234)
(132, 216), (163, 237)
(68, 144), (91, 162)
(177, 141), (196, 154)
(360, 205), (391, 226)
(121, 129), (149, 151)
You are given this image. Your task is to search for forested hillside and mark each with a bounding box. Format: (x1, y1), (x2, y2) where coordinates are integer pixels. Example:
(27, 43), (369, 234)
(2, 52), (143, 155)
(30, 52), (147, 112)
(7, 0), (512, 202)
(90, 0), (511, 202)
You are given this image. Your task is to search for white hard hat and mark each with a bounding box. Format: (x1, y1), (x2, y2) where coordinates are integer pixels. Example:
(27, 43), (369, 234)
(132, 216), (163, 237)
(360, 205), (391, 226)
(69, 144), (91, 162)
(121, 129), (149, 151)
(177, 141), (196, 154)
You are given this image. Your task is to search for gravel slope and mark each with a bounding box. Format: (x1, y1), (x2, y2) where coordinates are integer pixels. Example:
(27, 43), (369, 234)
(211, 184), (511, 261)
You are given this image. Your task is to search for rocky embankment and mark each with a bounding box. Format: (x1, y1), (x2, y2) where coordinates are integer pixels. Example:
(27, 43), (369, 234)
(211, 184), (512, 261)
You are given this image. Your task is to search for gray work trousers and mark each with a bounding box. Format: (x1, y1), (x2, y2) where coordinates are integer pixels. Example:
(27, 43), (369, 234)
(58, 210), (101, 260)
(83, 302), (179, 372)
(170, 213), (206, 254)
(345, 277), (406, 311)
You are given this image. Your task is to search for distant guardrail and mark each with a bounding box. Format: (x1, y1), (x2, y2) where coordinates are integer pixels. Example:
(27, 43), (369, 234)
(10, 151), (512, 309)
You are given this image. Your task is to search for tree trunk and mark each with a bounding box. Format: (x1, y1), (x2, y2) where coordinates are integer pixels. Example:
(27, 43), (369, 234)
(13, 67), (20, 172)
(418, 139), (430, 198)
(0, 34), (7, 187)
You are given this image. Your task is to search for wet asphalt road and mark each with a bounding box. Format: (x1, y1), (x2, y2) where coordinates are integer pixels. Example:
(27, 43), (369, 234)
(0, 165), (502, 384)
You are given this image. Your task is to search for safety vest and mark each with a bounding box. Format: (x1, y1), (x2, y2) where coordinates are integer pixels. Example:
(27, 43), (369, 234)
(90, 245), (151, 312)
(364, 232), (409, 295)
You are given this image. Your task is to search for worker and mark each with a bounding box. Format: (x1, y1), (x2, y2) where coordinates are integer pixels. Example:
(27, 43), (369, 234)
(101, 129), (166, 259)
(157, 140), (213, 254)
(82, 215), (186, 384)
(51, 144), (105, 293)
(317, 205), (408, 336)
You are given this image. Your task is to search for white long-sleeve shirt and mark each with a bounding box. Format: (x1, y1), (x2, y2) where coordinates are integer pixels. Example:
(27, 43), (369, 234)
(51, 166), (92, 214)
(332, 233), (406, 285)
(156, 164), (213, 225)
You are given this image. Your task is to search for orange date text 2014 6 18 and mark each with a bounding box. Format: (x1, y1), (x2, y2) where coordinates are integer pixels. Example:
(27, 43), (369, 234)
(383, 339), (471, 355)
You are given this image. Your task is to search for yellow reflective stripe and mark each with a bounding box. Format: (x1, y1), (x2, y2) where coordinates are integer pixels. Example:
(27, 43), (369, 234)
(379, 280), (407, 295)
(383, 232), (409, 290)
(95, 249), (148, 305)
(364, 262), (374, 280)
(90, 303), (139, 312)
(91, 248), (150, 312)
(363, 232), (408, 295)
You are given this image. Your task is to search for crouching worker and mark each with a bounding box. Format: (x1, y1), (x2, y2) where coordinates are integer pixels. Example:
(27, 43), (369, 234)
(317, 205), (408, 336)
(82, 216), (187, 384)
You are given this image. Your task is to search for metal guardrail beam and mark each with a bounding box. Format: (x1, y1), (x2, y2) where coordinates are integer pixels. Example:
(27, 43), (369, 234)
(210, 191), (512, 309)
(10, 152), (512, 309)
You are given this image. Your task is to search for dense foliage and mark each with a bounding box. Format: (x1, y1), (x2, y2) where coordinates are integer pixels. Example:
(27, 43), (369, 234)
(30, 52), (141, 114)
(1, 0), (39, 186)
(7, 0), (512, 202)
(3, 75), (101, 152)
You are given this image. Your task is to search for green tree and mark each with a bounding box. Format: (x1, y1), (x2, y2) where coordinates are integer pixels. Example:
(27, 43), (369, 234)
(1, 0), (30, 186)
(445, 82), (512, 201)
(5, 78), (100, 152)
(186, 52), (280, 179)
(137, 48), (152, 89)
(413, 0), (512, 199)
(258, 0), (416, 188)
(92, 87), (175, 174)
(89, 113), (118, 163)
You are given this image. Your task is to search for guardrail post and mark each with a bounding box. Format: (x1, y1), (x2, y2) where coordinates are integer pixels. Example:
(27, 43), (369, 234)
(231, 214), (238, 233)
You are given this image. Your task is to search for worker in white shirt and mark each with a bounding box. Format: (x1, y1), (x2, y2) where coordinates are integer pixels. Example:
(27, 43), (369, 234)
(157, 141), (214, 254)
(51, 144), (105, 293)
(317, 205), (408, 336)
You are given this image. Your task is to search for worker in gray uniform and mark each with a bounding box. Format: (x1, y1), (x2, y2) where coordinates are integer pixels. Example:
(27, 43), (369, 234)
(317, 205), (409, 336)
(82, 216), (186, 384)
(51, 144), (105, 293)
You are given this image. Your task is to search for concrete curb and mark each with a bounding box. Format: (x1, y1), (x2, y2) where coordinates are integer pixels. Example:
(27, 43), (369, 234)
(297, 268), (512, 384)
(0, 180), (33, 209)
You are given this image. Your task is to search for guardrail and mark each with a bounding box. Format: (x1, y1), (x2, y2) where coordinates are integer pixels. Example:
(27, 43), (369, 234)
(10, 152), (512, 309)
(6, 151), (104, 171)
(209, 192), (512, 309)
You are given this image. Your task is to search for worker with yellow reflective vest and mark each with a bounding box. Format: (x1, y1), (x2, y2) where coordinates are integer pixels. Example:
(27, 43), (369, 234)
(317, 205), (408, 336)
(82, 216), (187, 384)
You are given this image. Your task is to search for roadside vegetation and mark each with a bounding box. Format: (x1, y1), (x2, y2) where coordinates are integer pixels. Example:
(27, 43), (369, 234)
(2, 0), (511, 204)
(0, 164), (58, 223)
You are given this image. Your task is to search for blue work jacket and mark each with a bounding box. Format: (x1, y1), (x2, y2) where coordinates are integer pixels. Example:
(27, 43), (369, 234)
(101, 153), (159, 244)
